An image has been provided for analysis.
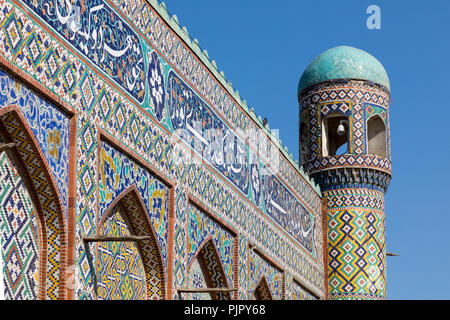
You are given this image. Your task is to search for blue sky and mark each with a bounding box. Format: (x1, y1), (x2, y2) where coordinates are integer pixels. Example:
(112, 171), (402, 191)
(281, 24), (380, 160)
(161, 0), (450, 299)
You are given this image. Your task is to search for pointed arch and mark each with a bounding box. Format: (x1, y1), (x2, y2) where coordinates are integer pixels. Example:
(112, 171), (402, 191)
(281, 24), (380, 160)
(189, 237), (231, 300)
(0, 106), (67, 300)
(321, 111), (350, 157)
(252, 276), (273, 300)
(98, 185), (166, 300)
(367, 114), (387, 158)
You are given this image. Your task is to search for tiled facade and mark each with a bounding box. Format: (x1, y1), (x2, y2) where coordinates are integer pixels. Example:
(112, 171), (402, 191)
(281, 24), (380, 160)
(0, 0), (327, 300)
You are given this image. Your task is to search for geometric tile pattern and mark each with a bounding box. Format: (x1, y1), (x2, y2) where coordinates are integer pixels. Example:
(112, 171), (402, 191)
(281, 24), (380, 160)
(10, 0), (324, 298)
(0, 152), (40, 300)
(1, 111), (63, 300)
(238, 237), (248, 300)
(292, 280), (319, 300)
(131, 0), (321, 215)
(324, 188), (386, 300)
(299, 78), (391, 300)
(187, 204), (234, 289)
(325, 188), (384, 210)
(96, 205), (147, 300)
(139, 4), (318, 213)
(307, 153), (391, 174)
(248, 250), (283, 300)
(118, 190), (165, 300)
(300, 80), (391, 164)
(305, 91), (391, 175)
(0, 0), (326, 299)
(99, 141), (170, 270)
(98, 142), (168, 299)
(186, 258), (210, 300)
(0, 70), (70, 220)
(187, 239), (230, 300)
(196, 240), (231, 300)
(352, 102), (365, 154)
(172, 186), (187, 299)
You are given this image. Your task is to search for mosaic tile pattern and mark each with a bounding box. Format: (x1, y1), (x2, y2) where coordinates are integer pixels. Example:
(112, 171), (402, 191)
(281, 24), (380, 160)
(0, 71), (70, 219)
(109, 0), (323, 217)
(1, 111), (63, 300)
(168, 70), (316, 253)
(299, 80), (391, 163)
(172, 186), (187, 299)
(96, 205), (147, 300)
(21, 0), (322, 227)
(261, 164), (315, 252)
(187, 203), (234, 289)
(248, 250), (283, 300)
(186, 258), (210, 300)
(0, 69), (69, 300)
(98, 141), (168, 299)
(198, 240), (230, 300)
(118, 189), (165, 299)
(186, 240), (230, 300)
(99, 141), (170, 267)
(307, 153), (391, 174)
(292, 280), (318, 300)
(325, 188), (386, 300)
(0, 0), (326, 299)
(0, 152), (39, 300)
(300, 79), (391, 300)
(302, 86), (391, 175)
(238, 237), (248, 300)
(167, 70), (249, 197)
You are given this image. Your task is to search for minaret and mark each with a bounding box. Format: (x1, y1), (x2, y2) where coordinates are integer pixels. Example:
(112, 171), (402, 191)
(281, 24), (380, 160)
(298, 46), (391, 300)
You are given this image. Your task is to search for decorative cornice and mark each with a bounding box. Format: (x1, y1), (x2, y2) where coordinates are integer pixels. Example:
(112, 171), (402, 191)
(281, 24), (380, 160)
(310, 167), (391, 192)
(306, 154), (392, 176)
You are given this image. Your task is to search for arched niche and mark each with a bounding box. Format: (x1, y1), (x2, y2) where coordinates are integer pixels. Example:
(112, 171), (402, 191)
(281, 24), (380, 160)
(322, 112), (350, 157)
(0, 107), (67, 300)
(367, 114), (387, 158)
(97, 186), (166, 300)
(188, 238), (231, 300)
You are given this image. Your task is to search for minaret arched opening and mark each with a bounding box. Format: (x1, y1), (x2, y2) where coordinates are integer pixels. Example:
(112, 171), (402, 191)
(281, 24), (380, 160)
(322, 112), (349, 157)
(367, 115), (386, 158)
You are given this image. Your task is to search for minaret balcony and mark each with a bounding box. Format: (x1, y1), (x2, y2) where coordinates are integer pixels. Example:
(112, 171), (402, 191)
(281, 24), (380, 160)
(306, 153), (391, 176)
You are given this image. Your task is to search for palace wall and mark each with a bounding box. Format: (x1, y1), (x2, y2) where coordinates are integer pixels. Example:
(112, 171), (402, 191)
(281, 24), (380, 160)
(0, 0), (325, 299)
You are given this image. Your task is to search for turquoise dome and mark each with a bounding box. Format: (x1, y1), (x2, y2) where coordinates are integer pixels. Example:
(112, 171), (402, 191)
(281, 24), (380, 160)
(298, 46), (390, 94)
